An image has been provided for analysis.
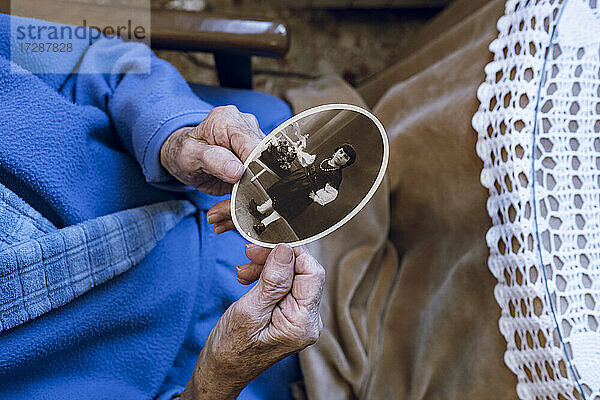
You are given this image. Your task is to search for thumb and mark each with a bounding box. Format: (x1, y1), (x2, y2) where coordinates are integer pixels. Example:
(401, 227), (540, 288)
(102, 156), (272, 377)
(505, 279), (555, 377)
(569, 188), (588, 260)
(184, 138), (245, 184)
(250, 244), (295, 311)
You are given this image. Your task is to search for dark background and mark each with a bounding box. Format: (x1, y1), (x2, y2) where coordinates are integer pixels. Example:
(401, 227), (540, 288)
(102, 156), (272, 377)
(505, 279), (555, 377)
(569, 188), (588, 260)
(152, 0), (440, 99)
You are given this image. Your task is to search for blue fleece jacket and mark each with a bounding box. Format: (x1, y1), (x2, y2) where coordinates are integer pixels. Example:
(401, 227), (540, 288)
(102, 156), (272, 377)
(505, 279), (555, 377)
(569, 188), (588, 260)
(0, 13), (298, 400)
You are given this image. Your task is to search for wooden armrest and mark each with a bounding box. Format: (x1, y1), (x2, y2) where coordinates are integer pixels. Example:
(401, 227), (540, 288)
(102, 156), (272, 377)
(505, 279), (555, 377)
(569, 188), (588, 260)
(1, 0), (289, 58)
(151, 10), (289, 57)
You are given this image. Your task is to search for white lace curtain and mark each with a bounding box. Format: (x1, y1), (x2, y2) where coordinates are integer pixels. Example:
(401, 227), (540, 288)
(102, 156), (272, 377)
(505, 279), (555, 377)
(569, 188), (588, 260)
(473, 0), (600, 399)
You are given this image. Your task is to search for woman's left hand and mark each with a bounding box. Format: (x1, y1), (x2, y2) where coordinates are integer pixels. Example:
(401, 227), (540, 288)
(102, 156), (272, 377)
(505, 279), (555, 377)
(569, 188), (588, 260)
(181, 244), (325, 400)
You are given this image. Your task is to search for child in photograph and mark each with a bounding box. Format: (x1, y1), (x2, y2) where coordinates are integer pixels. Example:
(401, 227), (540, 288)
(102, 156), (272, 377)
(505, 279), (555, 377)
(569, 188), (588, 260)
(249, 144), (356, 235)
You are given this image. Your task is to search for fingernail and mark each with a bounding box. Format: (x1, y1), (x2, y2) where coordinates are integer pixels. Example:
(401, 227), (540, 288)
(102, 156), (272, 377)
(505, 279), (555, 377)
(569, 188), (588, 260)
(207, 213), (216, 223)
(225, 160), (243, 179)
(245, 243), (258, 251)
(237, 276), (251, 285)
(273, 244), (293, 264)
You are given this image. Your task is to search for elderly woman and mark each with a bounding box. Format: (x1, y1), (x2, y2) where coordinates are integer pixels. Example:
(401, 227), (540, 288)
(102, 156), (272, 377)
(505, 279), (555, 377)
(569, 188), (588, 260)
(249, 144), (356, 235)
(0, 13), (324, 400)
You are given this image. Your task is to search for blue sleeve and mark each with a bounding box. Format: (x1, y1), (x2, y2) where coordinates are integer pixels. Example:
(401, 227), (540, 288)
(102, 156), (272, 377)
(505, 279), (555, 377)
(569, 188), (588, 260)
(1, 13), (210, 189)
(72, 38), (213, 190)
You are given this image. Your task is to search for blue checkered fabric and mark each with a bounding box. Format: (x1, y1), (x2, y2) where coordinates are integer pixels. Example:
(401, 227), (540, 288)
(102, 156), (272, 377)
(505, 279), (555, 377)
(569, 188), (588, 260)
(0, 183), (195, 333)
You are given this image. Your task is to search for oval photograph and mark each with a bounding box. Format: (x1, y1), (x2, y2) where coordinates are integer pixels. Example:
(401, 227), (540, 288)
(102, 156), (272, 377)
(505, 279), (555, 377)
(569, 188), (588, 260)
(231, 103), (389, 247)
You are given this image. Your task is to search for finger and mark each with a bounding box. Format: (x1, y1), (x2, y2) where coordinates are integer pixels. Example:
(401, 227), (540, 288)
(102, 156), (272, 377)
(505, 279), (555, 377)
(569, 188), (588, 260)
(245, 244), (271, 264)
(202, 180), (233, 197)
(183, 138), (245, 184)
(207, 199), (231, 224)
(243, 243), (307, 265)
(227, 123), (263, 163)
(236, 262), (264, 284)
(214, 220), (235, 234)
(236, 276), (252, 285)
(250, 244), (295, 310)
(292, 245), (308, 258)
(242, 113), (262, 136)
(291, 251), (326, 306)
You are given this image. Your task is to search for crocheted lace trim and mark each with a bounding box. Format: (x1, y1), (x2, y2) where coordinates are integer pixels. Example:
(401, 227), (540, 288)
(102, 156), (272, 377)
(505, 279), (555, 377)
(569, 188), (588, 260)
(472, 0), (600, 399)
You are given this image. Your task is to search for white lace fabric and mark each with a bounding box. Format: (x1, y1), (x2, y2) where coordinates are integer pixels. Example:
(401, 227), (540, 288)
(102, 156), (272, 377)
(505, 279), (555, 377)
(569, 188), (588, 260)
(473, 0), (600, 399)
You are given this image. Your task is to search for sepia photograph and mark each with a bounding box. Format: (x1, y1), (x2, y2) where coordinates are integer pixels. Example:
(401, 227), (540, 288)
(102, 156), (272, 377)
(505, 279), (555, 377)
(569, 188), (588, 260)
(231, 103), (388, 247)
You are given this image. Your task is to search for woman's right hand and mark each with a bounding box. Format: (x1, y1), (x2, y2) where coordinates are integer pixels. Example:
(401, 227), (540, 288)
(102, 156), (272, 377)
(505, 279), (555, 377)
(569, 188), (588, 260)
(181, 244), (325, 400)
(160, 105), (264, 196)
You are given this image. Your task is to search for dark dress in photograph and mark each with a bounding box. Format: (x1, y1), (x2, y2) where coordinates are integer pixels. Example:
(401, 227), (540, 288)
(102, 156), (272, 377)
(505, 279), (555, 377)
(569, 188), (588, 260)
(266, 156), (342, 221)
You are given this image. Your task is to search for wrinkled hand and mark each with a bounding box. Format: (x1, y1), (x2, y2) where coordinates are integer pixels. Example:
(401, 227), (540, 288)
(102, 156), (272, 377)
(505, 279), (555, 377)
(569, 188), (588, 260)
(160, 105), (264, 195)
(181, 244), (325, 400)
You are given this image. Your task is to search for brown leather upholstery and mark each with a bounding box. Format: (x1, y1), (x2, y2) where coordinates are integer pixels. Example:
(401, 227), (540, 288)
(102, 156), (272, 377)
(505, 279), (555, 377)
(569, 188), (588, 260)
(358, 0), (502, 107)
